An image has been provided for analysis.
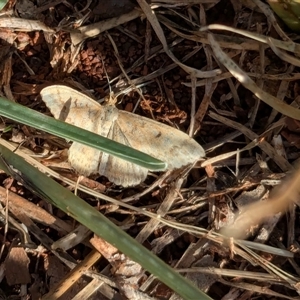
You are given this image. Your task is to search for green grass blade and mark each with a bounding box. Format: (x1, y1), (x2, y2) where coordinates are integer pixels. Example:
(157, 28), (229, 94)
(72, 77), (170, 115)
(0, 0), (8, 10)
(267, 0), (300, 32)
(0, 96), (167, 170)
(0, 144), (212, 300)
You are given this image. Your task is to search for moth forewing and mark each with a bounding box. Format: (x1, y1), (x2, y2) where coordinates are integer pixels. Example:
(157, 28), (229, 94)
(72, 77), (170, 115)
(116, 111), (205, 169)
(41, 85), (102, 123)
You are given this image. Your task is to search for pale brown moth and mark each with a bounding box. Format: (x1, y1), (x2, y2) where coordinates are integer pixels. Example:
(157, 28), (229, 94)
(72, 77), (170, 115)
(40, 85), (205, 186)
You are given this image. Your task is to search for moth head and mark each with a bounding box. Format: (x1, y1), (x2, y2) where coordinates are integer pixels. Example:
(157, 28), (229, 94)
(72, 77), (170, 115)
(104, 92), (117, 106)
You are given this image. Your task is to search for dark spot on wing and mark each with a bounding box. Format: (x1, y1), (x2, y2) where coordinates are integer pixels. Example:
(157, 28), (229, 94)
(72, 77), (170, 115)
(59, 98), (72, 121)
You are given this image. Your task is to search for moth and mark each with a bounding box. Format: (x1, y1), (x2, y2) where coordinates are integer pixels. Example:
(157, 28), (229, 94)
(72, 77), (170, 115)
(40, 85), (205, 186)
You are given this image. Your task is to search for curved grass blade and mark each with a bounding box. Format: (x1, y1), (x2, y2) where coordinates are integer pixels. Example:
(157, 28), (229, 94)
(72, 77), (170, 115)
(207, 34), (300, 121)
(0, 144), (212, 300)
(0, 96), (167, 170)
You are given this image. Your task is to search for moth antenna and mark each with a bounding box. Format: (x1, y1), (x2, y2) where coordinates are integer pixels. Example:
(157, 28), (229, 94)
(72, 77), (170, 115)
(106, 32), (149, 113)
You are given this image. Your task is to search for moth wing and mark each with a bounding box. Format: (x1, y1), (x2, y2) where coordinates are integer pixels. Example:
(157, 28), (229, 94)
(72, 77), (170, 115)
(98, 121), (148, 187)
(41, 85), (103, 176)
(117, 111), (205, 169)
(69, 142), (101, 176)
(40, 85), (103, 126)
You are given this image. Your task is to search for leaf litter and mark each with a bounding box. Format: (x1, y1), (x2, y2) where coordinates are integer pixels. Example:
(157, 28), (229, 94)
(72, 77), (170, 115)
(1, 0), (300, 299)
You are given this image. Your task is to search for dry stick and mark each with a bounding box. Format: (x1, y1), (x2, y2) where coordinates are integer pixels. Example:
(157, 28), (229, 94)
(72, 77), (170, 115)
(202, 147), (257, 168)
(0, 18), (54, 32)
(161, 19), (263, 51)
(70, 9), (143, 45)
(248, 23), (264, 128)
(36, 0), (67, 12)
(178, 267), (287, 283)
(265, 36), (299, 126)
(0, 186), (72, 233)
(209, 154), (299, 168)
(189, 75), (197, 137)
(209, 48), (241, 106)
(191, 42), (218, 135)
(203, 120), (287, 169)
(221, 167), (300, 240)
(235, 244), (297, 287)
(205, 165), (216, 225)
(287, 203), (296, 249)
(0, 204), (32, 248)
(190, 4), (217, 136)
(202, 24), (297, 53)
(184, 72), (300, 87)
(267, 37), (300, 67)
(193, 81), (217, 135)
(13, 211), (119, 294)
(116, 26), (143, 44)
(106, 32), (149, 111)
(144, 20), (152, 63)
(131, 45), (203, 87)
(122, 172), (171, 203)
(189, 4), (214, 136)
(72, 279), (109, 300)
(1, 54), (14, 102)
(90, 236), (149, 299)
(219, 278), (294, 300)
(135, 176), (185, 244)
(203, 130), (243, 152)
(136, 0), (220, 78)
(251, 0), (291, 41)
(267, 64), (295, 127)
(43, 250), (102, 300)
(188, 4), (216, 137)
(208, 111), (293, 172)
(207, 33), (300, 121)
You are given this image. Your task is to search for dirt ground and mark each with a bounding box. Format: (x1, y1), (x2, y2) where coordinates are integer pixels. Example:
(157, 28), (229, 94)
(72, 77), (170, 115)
(1, 0), (300, 299)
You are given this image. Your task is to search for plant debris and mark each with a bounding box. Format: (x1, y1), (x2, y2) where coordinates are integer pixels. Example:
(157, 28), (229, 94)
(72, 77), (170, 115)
(1, 0), (300, 299)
